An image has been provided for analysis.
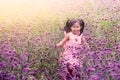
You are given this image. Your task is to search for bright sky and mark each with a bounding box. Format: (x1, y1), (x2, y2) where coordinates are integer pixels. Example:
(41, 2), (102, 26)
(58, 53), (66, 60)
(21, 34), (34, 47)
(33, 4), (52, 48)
(0, 0), (80, 19)
(0, 0), (52, 11)
(1, 0), (77, 24)
(0, 0), (58, 20)
(0, 0), (119, 22)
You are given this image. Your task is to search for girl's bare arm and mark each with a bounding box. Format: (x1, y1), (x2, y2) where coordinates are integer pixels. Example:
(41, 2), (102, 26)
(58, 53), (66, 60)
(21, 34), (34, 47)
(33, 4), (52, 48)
(81, 35), (90, 49)
(56, 34), (69, 47)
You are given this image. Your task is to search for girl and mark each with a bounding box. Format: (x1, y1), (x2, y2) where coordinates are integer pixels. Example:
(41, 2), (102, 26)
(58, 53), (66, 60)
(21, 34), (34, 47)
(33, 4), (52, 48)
(56, 18), (90, 79)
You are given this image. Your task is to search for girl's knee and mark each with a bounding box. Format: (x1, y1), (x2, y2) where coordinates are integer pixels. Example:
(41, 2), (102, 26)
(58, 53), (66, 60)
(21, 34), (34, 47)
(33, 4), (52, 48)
(67, 63), (74, 76)
(67, 63), (73, 70)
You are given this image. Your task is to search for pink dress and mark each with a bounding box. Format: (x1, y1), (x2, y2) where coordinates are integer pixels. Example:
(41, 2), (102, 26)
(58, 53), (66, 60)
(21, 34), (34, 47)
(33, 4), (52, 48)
(59, 32), (84, 78)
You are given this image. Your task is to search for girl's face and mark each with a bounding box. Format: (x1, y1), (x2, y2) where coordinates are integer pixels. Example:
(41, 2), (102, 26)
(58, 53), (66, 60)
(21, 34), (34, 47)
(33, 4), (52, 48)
(70, 22), (81, 35)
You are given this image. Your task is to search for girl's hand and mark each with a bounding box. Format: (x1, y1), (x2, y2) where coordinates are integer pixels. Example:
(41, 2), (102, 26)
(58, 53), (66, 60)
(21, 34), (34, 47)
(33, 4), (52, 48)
(54, 44), (59, 48)
(56, 34), (69, 47)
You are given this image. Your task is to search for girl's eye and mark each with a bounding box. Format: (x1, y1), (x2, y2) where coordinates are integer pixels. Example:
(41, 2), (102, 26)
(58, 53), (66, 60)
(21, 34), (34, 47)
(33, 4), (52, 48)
(76, 26), (80, 28)
(72, 26), (76, 28)
(72, 26), (80, 28)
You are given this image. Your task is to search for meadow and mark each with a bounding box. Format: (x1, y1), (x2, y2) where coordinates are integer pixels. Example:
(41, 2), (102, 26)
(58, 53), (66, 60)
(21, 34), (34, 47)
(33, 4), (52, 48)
(0, 0), (120, 80)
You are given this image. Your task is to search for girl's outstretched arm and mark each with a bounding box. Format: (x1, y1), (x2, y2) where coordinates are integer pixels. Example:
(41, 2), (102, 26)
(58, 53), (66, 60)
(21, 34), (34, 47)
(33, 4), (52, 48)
(56, 34), (69, 47)
(81, 35), (90, 50)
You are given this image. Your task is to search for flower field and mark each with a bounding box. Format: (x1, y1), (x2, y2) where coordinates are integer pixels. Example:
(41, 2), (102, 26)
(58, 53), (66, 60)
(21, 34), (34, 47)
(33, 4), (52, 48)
(0, 0), (120, 80)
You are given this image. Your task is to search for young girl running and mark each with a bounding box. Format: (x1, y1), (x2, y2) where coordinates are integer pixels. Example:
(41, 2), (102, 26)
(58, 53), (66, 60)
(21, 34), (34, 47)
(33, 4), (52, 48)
(56, 18), (90, 79)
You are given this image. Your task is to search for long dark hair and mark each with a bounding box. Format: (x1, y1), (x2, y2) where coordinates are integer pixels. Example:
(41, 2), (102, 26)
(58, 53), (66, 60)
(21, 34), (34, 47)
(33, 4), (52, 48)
(64, 18), (85, 35)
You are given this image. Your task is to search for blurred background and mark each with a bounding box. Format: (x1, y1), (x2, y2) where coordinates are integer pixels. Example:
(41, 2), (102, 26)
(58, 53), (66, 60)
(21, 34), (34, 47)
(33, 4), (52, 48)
(0, 0), (120, 80)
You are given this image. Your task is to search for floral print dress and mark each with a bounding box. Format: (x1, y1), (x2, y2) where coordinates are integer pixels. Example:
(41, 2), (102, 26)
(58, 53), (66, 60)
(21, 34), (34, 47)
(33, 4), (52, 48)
(59, 32), (84, 79)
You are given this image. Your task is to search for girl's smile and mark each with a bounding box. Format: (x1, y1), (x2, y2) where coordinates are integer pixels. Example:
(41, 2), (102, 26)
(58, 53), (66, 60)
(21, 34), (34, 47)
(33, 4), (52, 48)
(70, 22), (81, 35)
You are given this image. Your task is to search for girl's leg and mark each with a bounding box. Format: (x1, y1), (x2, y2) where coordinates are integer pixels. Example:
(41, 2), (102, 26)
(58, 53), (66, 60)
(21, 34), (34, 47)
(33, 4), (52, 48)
(67, 63), (74, 76)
